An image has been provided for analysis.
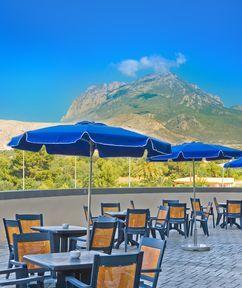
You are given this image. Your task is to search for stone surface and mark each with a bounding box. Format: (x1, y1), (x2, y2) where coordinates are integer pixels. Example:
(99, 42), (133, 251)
(1, 220), (242, 287)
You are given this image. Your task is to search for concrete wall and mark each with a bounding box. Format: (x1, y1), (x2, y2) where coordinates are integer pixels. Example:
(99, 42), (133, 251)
(0, 187), (242, 241)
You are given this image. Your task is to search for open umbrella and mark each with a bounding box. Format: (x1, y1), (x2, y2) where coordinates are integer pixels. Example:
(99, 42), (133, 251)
(149, 141), (242, 251)
(224, 158), (242, 168)
(8, 121), (171, 249)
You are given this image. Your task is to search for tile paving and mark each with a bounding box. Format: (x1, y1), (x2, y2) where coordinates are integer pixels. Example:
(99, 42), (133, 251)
(1, 221), (242, 287)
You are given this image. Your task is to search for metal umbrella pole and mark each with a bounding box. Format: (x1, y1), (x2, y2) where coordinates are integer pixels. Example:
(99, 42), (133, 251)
(182, 159), (210, 251)
(22, 151), (25, 190)
(128, 157), (131, 188)
(86, 142), (94, 251)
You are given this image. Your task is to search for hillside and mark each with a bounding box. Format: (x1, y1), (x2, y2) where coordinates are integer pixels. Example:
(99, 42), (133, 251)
(62, 73), (242, 146)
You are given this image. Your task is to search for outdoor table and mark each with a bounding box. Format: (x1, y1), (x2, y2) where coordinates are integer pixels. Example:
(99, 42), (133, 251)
(24, 251), (104, 288)
(105, 210), (127, 220)
(31, 226), (87, 252)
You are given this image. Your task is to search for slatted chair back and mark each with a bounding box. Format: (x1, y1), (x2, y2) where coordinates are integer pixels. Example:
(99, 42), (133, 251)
(139, 237), (166, 288)
(204, 202), (213, 219)
(130, 200), (135, 209)
(101, 203), (121, 215)
(190, 198), (202, 213)
(169, 203), (186, 222)
(90, 220), (117, 254)
(155, 206), (169, 227)
(15, 214), (43, 233)
(162, 200), (179, 207)
(13, 232), (52, 272)
(226, 200), (242, 217)
(126, 209), (150, 233)
(3, 219), (22, 251)
(83, 205), (94, 226)
(213, 197), (220, 212)
(90, 252), (143, 288)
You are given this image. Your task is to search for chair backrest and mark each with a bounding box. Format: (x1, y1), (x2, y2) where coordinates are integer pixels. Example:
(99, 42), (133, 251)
(15, 214), (43, 233)
(213, 197), (220, 212)
(101, 203), (121, 215)
(226, 200), (242, 216)
(3, 219), (22, 251)
(139, 237), (166, 288)
(169, 203), (186, 221)
(90, 221), (117, 254)
(130, 200), (135, 209)
(90, 252), (143, 288)
(155, 206), (169, 227)
(162, 200), (179, 207)
(204, 202), (213, 219)
(190, 198), (202, 213)
(83, 205), (93, 226)
(126, 209), (150, 232)
(13, 232), (52, 271)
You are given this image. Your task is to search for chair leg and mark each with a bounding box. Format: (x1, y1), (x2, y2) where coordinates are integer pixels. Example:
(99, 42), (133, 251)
(212, 214), (215, 228)
(190, 219), (194, 236)
(124, 232), (128, 252)
(151, 228), (156, 238)
(216, 213), (222, 226)
(69, 239), (77, 251)
(184, 222), (187, 239)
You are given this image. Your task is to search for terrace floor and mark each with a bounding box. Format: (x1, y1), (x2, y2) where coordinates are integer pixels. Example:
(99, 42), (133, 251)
(1, 221), (242, 287)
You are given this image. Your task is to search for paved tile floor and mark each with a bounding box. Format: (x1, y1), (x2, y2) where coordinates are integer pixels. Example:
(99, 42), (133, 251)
(1, 221), (242, 287)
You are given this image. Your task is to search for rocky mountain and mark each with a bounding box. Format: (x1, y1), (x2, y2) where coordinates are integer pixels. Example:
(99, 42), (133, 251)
(62, 72), (242, 146)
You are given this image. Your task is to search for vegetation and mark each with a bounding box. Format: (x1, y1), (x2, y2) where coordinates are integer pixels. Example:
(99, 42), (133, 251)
(0, 149), (242, 191)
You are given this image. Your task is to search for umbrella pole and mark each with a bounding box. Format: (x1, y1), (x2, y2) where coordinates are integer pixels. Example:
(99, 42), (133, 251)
(192, 159), (198, 246)
(22, 151), (25, 190)
(87, 142), (94, 251)
(74, 156), (77, 189)
(128, 157), (131, 188)
(181, 159), (210, 252)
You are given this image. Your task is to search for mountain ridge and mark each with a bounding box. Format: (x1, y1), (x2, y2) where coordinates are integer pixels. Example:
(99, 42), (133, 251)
(62, 72), (242, 145)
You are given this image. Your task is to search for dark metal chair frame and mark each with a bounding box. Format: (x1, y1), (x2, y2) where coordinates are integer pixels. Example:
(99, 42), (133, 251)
(15, 214), (44, 233)
(124, 209), (150, 252)
(0, 263), (45, 287)
(66, 252), (144, 288)
(3, 218), (23, 276)
(13, 232), (54, 276)
(101, 202), (121, 215)
(139, 237), (166, 288)
(162, 200), (179, 206)
(70, 219), (117, 254)
(167, 203), (188, 238)
(190, 202), (212, 236)
(225, 200), (242, 229)
(149, 206), (169, 240)
(130, 200), (135, 209)
(213, 197), (224, 226)
(83, 205), (98, 226)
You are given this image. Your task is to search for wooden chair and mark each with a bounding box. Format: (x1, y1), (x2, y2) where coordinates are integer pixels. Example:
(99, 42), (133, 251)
(190, 202), (212, 236)
(13, 232), (53, 283)
(66, 252), (144, 288)
(149, 206), (169, 240)
(139, 237), (166, 288)
(225, 200), (242, 229)
(15, 214), (43, 233)
(214, 197), (224, 226)
(167, 203), (188, 238)
(83, 205), (97, 227)
(3, 219), (22, 276)
(0, 263), (45, 287)
(101, 203), (121, 215)
(70, 219), (117, 254)
(124, 209), (150, 252)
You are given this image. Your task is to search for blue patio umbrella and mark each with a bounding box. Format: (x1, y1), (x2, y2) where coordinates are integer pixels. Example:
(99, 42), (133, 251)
(149, 141), (242, 251)
(8, 121), (171, 249)
(224, 158), (242, 168)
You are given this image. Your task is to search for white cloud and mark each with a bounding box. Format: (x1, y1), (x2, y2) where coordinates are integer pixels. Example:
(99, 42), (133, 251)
(116, 53), (186, 77)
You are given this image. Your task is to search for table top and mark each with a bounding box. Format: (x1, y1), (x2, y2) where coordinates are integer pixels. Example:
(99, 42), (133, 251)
(23, 251), (104, 271)
(105, 211), (127, 219)
(219, 203), (226, 208)
(31, 225), (87, 234)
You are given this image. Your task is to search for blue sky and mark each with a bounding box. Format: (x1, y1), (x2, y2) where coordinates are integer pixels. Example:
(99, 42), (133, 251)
(0, 0), (241, 122)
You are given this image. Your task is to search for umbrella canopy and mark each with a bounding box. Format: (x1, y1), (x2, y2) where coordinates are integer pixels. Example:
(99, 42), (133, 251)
(148, 141), (242, 251)
(8, 121), (171, 157)
(149, 142), (242, 162)
(8, 121), (171, 250)
(224, 158), (242, 168)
